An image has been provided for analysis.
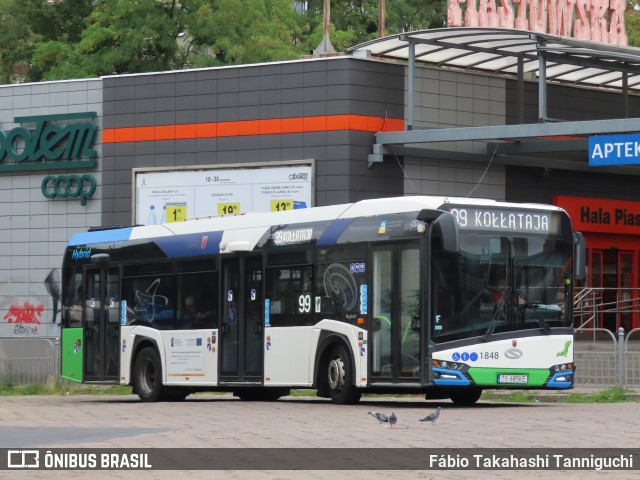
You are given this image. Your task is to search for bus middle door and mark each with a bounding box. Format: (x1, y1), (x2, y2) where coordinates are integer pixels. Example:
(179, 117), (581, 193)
(220, 255), (264, 384)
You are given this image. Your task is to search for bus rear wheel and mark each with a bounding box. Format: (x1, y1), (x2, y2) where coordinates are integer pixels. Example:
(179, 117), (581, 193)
(327, 344), (361, 405)
(133, 346), (166, 402)
(449, 389), (482, 406)
(165, 387), (190, 402)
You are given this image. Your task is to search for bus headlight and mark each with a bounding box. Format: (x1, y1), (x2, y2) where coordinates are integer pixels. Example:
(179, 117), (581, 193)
(551, 363), (573, 373)
(433, 359), (462, 370)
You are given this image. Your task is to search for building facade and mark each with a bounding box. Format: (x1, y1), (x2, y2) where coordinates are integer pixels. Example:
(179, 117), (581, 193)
(1, 51), (640, 337)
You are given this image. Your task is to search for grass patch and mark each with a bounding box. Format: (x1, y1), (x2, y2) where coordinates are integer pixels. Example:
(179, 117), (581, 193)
(563, 387), (633, 403)
(483, 386), (636, 403)
(288, 389), (316, 397)
(0, 376), (132, 397)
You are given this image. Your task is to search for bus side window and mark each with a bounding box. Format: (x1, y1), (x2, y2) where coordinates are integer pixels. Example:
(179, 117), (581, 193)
(177, 271), (218, 329)
(123, 276), (176, 328)
(316, 258), (365, 320)
(267, 265), (314, 326)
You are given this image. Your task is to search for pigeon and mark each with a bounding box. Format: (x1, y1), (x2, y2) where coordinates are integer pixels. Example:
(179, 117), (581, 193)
(368, 411), (389, 424)
(388, 412), (397, 428)
(420, 406), (442, 423)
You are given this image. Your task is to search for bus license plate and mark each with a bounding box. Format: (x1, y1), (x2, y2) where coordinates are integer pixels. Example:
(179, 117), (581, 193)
(498, 374), (528, 384)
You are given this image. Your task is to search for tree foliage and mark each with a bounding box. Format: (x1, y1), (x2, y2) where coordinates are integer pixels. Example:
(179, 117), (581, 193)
(3, 0), (449, 82)
(625, 12), (640, 48)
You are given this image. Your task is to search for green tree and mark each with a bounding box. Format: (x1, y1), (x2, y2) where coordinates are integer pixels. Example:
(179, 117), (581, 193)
(76, 0), (191, 76)
(19, 0), (95, 81)
(33, 0), (303, 79)
(22, 0), (94, 43)
(625, 12), (640, 47)
(6, 0), (454, 83)
(0, 0), (41, 83)
(386, 0), (447, 32)
(31, 41), (93, 81)
(301, 0), (446, 51)
(189, 0), (303, 65)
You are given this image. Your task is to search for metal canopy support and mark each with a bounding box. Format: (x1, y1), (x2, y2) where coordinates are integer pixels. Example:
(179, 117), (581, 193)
(623, 72), (629, 118)
(538, 41), (547, 122)
(349, 27), (640, 171)
(407, 40), (415, 130)
(517, 57), (524, 124)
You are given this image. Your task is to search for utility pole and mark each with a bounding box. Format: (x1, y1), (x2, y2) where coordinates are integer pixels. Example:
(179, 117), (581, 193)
(314, 0), (336, 55)
(378, 0), (386, 37)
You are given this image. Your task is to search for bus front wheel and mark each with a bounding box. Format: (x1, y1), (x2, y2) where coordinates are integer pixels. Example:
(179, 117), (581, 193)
(449, 389), (482, 406)
(327, 344), (361, 405)
(133, 346), (166, 402)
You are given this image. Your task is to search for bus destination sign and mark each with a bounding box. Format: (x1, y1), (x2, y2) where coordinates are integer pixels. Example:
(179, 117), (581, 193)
(446, 207), (559, 235)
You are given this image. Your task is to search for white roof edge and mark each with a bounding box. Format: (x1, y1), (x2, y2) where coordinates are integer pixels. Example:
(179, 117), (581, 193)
(101, 55), (349, 81)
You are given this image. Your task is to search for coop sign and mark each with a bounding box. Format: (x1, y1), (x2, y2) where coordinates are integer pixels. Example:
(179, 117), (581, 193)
(0, 112), (97, 172)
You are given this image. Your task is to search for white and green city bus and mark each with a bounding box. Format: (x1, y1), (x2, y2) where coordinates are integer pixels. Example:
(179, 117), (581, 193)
(60, 196), (585, 404)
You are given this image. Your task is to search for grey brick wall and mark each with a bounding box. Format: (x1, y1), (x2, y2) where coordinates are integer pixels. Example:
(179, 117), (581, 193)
(0, 79), (102, 329)
(102, 57), (406, 225)
(2, 54), (639, 334)
(403, 66), (507, 200)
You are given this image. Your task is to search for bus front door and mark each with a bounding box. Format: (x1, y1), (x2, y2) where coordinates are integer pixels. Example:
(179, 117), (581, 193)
(370, 244), (422, 384)
(83, 266), (121, 382)
(220, 256), (264, 383)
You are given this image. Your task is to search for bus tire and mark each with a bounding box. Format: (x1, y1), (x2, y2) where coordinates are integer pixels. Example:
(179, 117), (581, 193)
(165, 387), (190, 402)
(449, 388), (482, 406)
(327, 344), (361, 405)
(133, 346), (166, 402)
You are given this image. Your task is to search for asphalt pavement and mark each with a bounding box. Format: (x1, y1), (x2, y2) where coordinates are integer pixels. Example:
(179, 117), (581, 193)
(0, 390), (637, 480)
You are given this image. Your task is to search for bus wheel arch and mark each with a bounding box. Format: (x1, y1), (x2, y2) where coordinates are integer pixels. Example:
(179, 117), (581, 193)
(132, 343), (166, 402)
(314, 334), (361, 405)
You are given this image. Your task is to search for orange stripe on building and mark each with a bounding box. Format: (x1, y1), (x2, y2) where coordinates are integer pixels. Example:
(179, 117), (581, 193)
(102, 114), (404, 143)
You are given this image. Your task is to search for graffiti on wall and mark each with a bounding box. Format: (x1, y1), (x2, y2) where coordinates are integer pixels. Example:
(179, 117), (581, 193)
(3, 301), (45, 324)
(1, 268), (61, 337)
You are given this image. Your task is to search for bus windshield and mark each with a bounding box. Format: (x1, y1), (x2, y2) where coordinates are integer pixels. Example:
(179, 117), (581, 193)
(432, 232), (573, 343)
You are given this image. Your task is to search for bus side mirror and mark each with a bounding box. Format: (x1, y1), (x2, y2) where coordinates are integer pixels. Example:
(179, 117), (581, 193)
(573, 232), (586, 281)
(432, 212), (459, 254)
(417, 210), (459, 254)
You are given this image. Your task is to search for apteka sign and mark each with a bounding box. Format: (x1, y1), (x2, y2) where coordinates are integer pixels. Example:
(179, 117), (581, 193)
(589, 133), (640, 166)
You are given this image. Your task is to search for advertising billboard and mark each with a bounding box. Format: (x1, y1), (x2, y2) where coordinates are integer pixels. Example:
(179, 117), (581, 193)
(133, 161), (314, 225)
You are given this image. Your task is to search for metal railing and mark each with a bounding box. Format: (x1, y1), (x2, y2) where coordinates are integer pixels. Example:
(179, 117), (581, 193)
(1, 287), (640, 389)
(573, 287), (640, 388)
(574, 287), (639, 331)
(0, 338), (60, 386)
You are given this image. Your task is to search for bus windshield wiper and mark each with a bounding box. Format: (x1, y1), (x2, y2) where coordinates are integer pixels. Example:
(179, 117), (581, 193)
(516, 289), (551, 334)
(481, 290), (507, 342)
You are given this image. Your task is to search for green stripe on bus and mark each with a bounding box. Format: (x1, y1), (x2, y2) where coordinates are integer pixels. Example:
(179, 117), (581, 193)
(467, 368), (550, 386)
